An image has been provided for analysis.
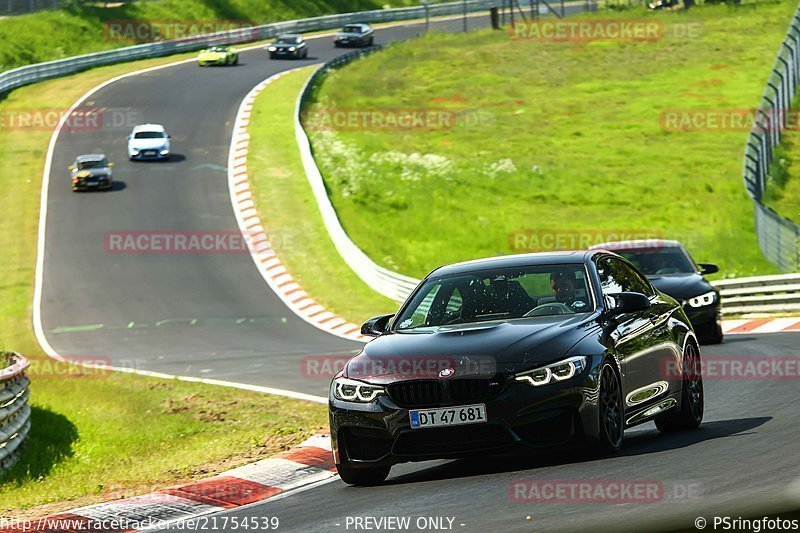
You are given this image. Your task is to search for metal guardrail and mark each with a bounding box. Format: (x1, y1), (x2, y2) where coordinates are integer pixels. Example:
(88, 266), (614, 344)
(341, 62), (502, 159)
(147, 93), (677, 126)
(742, 2), (800, 272)
(0, 352), (31, 473)
(0, 0), (500, 97)
(714, 274), (800, 315)
(2, 0), (58, 16)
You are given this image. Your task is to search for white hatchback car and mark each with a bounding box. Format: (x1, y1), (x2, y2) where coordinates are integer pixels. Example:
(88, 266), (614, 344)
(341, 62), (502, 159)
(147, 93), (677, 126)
(128, 124), (171, 160)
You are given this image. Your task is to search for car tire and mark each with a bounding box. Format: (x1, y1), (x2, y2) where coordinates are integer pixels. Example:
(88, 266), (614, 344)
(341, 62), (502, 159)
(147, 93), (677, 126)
(596, 362), (624, 454)
(336, 463), (390, 486)
(368, 36), (374, 46)
(269, 53), (275, 59)
(232, 57), (238, 65)
(655, 341), (704, 432)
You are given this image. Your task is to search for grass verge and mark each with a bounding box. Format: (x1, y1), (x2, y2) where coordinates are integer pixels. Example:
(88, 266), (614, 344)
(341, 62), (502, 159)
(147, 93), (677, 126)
(246, 67), (397, 322)
(0, 53), (326, 518)
(306, 2), (798, 279)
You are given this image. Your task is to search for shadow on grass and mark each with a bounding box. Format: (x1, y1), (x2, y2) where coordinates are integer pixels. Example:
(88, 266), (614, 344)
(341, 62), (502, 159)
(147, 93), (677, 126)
(0, 406), (78, 485)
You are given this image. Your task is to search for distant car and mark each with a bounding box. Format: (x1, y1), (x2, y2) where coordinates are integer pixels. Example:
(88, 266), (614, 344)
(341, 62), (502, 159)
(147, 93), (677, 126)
(69, 154), (113, 191)
(590, 240), (722, 344)
(334, 23), (374, 48)
(267, 34), (308, 59)
(197, 46), (238, 66)
(127, 124), (171, 160)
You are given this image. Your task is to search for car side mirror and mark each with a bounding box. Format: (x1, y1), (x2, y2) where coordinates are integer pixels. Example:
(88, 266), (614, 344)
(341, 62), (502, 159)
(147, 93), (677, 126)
(68, 165), (75, 171)
(698, 263), (719, 275)
(604, 292), (650, 316)
(108, 163), (114, 167)
(361, 314), (394, 337)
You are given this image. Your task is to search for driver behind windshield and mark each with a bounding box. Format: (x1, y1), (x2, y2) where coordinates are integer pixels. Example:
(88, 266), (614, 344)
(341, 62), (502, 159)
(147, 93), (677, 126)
(550, 271), (576, 304)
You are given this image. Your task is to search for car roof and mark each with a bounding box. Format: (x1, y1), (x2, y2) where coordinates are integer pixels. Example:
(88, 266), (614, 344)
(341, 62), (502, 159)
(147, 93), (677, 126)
(132, 123), (166, 133)
(75, 153), (107, 162)
(277, 33), (302, 39)
(343, 23), (369, 29)
(429, 251), (595, 277)
(588, 239), (684, 252)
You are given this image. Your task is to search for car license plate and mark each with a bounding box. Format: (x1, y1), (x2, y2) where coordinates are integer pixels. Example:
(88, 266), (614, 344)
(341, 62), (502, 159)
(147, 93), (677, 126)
(86, 181), (98, 186)
(409, 404), (487, 429)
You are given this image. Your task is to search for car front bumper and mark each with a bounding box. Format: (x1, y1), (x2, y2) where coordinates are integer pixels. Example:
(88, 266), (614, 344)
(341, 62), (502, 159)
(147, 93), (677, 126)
(129, 150), (169, 160)
(329, 363), (604, 469)
(72, 179), (112, 191)
(683, 303), (722, 341)
(334, 39), (366, 47)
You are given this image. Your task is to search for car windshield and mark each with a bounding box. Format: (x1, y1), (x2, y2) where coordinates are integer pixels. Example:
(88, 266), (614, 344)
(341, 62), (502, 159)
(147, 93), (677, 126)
(207, 47), (226, 52)
(77, 159), (108, 169)
(342, 26), (363, 33)
(394, 264), (594, 330)
(134, 131), (165, 139)
(276, 37), (299, 44)
(616, 248), (695, 275)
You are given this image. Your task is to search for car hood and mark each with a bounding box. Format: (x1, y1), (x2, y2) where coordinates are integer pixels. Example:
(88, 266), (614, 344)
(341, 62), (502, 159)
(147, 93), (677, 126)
(648, 273), (714, 301)
(271, 43), (298, 49)
(200, 51), (227, 59)
(75, 168), (111, 178)
(129, 138), (168, 150)
(337, 32), (363, 38)
(344, 314), (598, 384)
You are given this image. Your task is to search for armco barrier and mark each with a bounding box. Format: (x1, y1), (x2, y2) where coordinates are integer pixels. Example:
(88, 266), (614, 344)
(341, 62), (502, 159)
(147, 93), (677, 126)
(0, 352), (31, 473)
(714, 274), (800, 316)
(741, 1), (800, 272)
(0, 0), (499, 97)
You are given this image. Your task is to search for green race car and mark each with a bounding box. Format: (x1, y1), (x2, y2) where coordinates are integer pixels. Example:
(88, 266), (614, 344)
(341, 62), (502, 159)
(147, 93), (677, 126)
(197, 46), (239, 66)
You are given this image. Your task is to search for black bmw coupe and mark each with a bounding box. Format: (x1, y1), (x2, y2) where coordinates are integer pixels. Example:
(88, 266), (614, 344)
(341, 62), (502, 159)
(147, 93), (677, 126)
(329, 251), (704, 485)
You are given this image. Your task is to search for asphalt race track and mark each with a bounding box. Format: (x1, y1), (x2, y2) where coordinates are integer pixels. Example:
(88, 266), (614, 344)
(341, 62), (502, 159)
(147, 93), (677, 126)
(39, 10), (800, 533)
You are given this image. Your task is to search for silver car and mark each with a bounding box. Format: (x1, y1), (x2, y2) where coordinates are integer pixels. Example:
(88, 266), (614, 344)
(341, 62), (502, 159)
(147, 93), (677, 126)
(127, 123), (171, 160)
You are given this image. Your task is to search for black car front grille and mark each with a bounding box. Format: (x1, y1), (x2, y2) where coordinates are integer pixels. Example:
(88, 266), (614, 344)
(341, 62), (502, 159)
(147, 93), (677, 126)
(388, 380), (443, 407)
(387, 378), (505, 408)
(449, 378), (494, 403)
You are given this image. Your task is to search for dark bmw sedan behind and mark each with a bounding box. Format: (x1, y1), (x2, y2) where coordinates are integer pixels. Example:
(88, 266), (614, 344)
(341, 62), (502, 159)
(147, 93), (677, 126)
(590, 240), (722, 344)
(329, 251), (704, 485)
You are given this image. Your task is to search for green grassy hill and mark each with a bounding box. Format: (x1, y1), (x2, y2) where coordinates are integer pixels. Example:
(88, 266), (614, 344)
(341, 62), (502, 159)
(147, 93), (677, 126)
(306, 2), (797, 278)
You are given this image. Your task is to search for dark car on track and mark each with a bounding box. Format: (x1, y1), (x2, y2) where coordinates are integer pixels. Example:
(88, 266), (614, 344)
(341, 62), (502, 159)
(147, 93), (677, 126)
(590, 240), (722, 344)
(69, 154), (113, 191)
(329, 251), (704, 485)
(334, 23), (374, 48)
(267, 34), (308, 59)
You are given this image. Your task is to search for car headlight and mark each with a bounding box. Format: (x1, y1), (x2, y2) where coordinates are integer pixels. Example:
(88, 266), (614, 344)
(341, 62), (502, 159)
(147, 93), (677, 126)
(160, 148), (169, 155)
(515, 356), (588, 387)
(131, 149), (139, 155)
(268, 46), (277, 51)
(289, 46), (296, 52)
(333, 377), (385, 402)
(687, 291), (717, 308)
